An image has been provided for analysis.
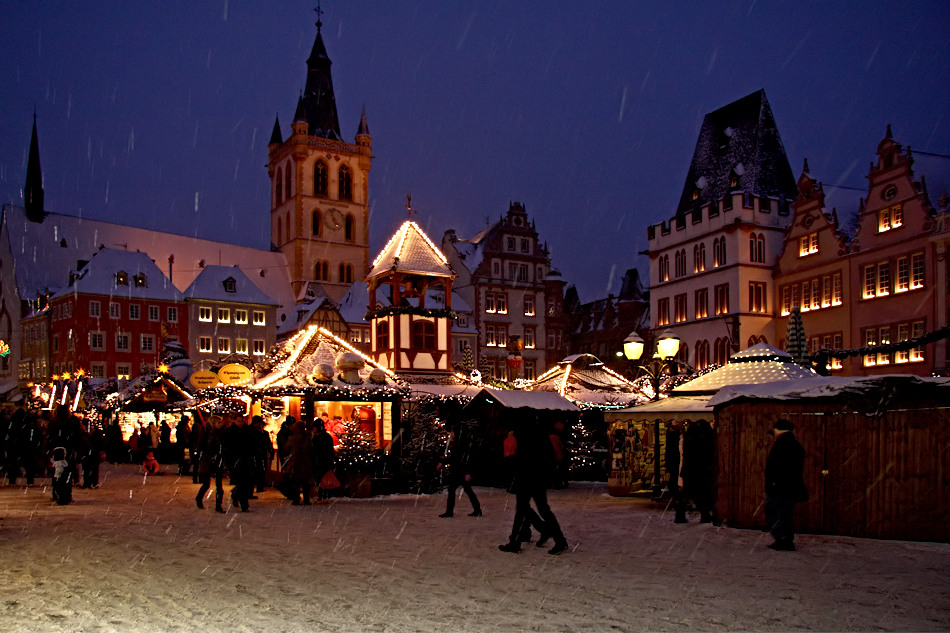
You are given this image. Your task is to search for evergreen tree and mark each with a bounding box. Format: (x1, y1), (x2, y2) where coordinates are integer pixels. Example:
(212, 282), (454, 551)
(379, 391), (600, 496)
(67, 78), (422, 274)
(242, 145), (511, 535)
(335, 417), (377, 473)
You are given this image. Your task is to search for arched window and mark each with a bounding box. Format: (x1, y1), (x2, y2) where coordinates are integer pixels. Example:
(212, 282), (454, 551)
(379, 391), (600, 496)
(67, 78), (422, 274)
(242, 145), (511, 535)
(714, 337), (731, 365)
(695, 340), (710, 370)
(284, 166), (291, 201)
(375, 321), (389, 351)
(694, 242), (706, 272)
(312, 210), (321, 236)
(338, 165), (352, 200)
(315, 260), (328, 281)
(344, 214), (355, 242)
(659, 254), (670, 282)
(277, 216), (283, 245)
(275, 167), (283, 205)
(314, 161), (328, 196)
(750, 233), (765, 263)
(675, 249), (687, 277)
(713, 237), (727, 267)
(412, 320), (436, 350)
(338, 263), (353, 284)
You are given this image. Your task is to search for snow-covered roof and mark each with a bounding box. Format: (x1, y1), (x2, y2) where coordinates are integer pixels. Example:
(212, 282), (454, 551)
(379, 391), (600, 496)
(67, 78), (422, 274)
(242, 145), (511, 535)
(673, 342), (818, 394)
(708, 375), (950, 408)
(2, 205), (295, 321)
(529, 354), (639, 408)
(368, 221), (455, 279)
(182, 265), (278, 306)
(49, 248), (183, 301)
(337, 282), (370, 324)
(467, 388), (580, 412)
(605, 394), (714, 422)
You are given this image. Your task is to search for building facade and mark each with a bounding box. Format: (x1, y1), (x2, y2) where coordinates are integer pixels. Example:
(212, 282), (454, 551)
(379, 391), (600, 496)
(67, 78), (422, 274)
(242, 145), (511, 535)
(442, 201), (567, 382)
(267, 16), (371, 304)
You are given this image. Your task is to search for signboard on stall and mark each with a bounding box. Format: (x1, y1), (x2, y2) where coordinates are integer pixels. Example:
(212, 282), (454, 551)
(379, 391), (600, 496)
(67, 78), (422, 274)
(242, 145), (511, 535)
(0, 340), (9, 357)
(218, 364), (252, 385)
(189, 370), (220, 390)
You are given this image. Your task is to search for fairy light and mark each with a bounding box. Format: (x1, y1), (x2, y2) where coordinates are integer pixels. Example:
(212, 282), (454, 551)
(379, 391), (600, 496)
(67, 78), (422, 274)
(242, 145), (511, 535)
(535, 365), (561, 383)
(318, 327), (399, 379)
(406, 221), (450, 265)
(72, 380), (83, 412)
(558, 365), (572, 395)
(600, 364), (637, 386)
(256, 324), (319, 388)
(370, 221), (451, 270)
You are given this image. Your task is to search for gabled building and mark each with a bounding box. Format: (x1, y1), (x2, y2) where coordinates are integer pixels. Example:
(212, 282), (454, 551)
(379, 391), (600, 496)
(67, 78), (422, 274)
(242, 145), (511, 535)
(442, 201), (566, 382)
(47, 248), (186, 380)
(182, 265), (280, 371)
(267, 14), (372, 304)
(646, 90), (797, 370)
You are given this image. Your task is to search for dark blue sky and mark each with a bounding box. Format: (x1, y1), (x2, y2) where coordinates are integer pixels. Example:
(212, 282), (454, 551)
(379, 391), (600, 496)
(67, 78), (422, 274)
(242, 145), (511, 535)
(2, 1), (949, 302)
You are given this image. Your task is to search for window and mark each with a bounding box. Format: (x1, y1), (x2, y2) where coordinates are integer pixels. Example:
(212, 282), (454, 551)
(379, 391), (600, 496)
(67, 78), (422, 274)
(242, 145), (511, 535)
(375, 322), (389, 350)
(695, 288), (708, 319)
(781, 286), (791, 316)
(518, 264), (528, 282)
(148, 305), (160, 321)
(714, 284), (729, 315)
(235, 338), (248, 355)
(799, 232), (818, 257)
(879, 204), (903, 232)
(713, 237), (726, 267)
(863, 265), (877, 299)
(524, 294), (535, 317)
(524, 361), (536, 381)
(141, 334), (155, 353)
(110, 302), (121, 319)
(345, 214), (355, 242)
(911, 253), (924, 289)
(90, 362), (106, 379)
(521, 239), (529, 253)
(714, 337), (730, 365)
(486, 325), (496, 347)
(411, 321), (436, 350)
(339, 263), (354, 283)
(674, 250), (687, 278)
(507, 237), (516, 251)
(133, 273), (147, 287)
(863, 329), (877, 366)
(129, 304), (140, 320)
(800, 281), (811, 311)
(656, 298), (670, 326)
(253, 311), (266, 326)
(167, 306), (178, 323)
(910, 321), (925, 361)
(253, 340), (266, 356)
(695, 340), (710, 370)
(284, 167), (291, 201)
(832, 273), (842, 305)
(314, 161), (328, 196)
(217, 338), (231, 354)
(822, 276), (832, 308)
(116, 363), (132, 380)
(896, 323), (910, 363)
(485, 293), (496, 313)
(116, 333), (130, 352)
(693, 243), (706, 272)
(198, 336), (212, 353)
(235, 309), (248, 324)
(315, 260), (329, 281)
(508, 263), (518, 281)
(338, 165), (352, 200)
(312, 210), (321, 236)
(218, 308), (230, 323)
(877, 327), (891, 365)
(199, 307), (212, 322)
(89, 301), (101, 318)
(116, 271), (128, 286)
(877, 262), (890, 296)
(659, 254), (669, 282)
(276, 167), (283, 204)
(89, 331), (105, 351)
(674, 294), (687, 323)
(749, 282), (767, 313)
(750, 233), (765, 263)
(524, 327), (535, 349)
(896, 257), (909, 292)
(811, 279), (820, 310)
(223, 277), (237, 294)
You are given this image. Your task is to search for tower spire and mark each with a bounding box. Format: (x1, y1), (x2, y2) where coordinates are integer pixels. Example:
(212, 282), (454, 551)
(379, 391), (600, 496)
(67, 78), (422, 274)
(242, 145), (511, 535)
(302, 2), (341, 140)
(24, 111), (45, 223)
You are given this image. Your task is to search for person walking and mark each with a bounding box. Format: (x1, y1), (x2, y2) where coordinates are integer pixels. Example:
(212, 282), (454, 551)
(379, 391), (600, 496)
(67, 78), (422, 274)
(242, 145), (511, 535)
(220, 414), (255, 512)
(176, 415), (192, 476)
(249, 416), (272, 494)
(676, 419), (716, 523)
(311, 419), (336, 500)
(195, 414), (225, 512)
(281, 418), (314, 505)
(498, 415), (568, 555)
(438, 423), (481, 518)
(765, 419), (807, 551)
(189, 412), (208, 484)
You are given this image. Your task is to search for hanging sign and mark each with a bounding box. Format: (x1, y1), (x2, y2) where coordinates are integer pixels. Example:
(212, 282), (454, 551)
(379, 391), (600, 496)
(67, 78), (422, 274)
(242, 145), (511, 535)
(0, 340), (9, 357)
(189, 370), (220, 389)
(218, 363), (252, 385)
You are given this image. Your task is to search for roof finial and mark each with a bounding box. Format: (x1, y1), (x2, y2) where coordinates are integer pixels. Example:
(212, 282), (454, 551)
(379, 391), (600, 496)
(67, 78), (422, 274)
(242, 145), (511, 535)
(315, 1), (323, 31)
(406, 194), (415, 221)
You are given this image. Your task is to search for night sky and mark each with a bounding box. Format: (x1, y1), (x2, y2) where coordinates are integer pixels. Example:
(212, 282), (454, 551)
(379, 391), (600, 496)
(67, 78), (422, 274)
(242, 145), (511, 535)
(2, 1), (949, 302)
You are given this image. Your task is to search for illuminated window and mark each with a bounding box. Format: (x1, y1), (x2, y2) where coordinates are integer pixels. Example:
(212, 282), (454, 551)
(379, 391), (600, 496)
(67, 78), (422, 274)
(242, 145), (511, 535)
(524, 361), (536, 381)
(116, 363), (132, 380)
(218, 308), (230, 323)
(863, 329), (877, 366)
(693, 243), (706, 272)
(659, 254), (670, 281)
(217, 337), (230, 354)
(714, 337), (730, 365)
(695, 288), (708, 319)
(781, 286), (791, 316)
(695, 340), (710, 370)
(485, 293), (496, 314)
(253, 311), (266, 326)
(749, 282), (767, 313)
(656, 298), (670, 326)
(877, 263), (890, 296)
(863, 265), (876, 299)
(810, 279), (820, 310)
(235, 338), (248, 355)
(910, 321), (925, 361)
(879, 204), (903, 232)
(800, 281), (810, 312)
(832, 273), (842, 305)
(674, 294), (687, 323)
(911, 253), (924, 289)
(896, 257), (909, 292)
(235, 309), (248, 324)
(524, 295), (535, 317)
(497, 294), (508, 314)
(830, 334), (843, 370)
(199, 307), (212, 322)
(799, 232), (818, 257)
(714, 284), (729, 315)
(822, 276), (832, 307)
(713, 237), (726, 267)
(877, 327), (890, 365)
(116, 271), (128, 286)
(133, 273), (147, 288)
(486, 325), (496, 347)
(896, 324), (910, 363)
(524, 327), (536, 349)
(198, 336), (212, 353)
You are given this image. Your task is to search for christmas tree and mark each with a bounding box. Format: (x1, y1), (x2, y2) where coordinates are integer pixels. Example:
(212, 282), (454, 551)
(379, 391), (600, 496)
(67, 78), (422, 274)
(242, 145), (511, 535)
(399, 401), (451, 494)
(335, 417), (378, 474)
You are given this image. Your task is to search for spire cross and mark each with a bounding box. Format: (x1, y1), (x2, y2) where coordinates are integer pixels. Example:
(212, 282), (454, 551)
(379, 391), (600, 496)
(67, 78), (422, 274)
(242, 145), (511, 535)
(314, 2), (323, 29)
(406, 194), (415, 221)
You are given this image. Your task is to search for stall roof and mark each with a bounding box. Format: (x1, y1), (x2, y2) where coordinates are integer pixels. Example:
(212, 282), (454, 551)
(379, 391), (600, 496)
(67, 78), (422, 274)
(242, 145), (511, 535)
(708, 375), (950, 408)
(467, 388), (580, 412)
(673, 342), (818, 395)
(604, 395), (714, 422)
(529, 353), (640, 408)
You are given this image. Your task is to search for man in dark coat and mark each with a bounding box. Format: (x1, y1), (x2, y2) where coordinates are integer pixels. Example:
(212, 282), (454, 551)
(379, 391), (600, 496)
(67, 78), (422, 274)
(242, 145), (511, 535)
(311, 419), (336, 499)
(498, 415), (568, 555)
(437, 422), (481, 518)
(219, 415), (255, 511)
(678, 419), (716, 523)
(765, 418), (807, 551)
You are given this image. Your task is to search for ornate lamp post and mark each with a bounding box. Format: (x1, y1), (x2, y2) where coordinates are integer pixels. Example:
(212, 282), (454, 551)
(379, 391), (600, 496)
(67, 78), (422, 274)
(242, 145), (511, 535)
(623, 329), (681, 498)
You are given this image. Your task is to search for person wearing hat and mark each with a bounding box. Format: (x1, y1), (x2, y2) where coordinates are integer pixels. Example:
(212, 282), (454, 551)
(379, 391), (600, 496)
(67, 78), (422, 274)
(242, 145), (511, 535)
(765, 419), (807, 551)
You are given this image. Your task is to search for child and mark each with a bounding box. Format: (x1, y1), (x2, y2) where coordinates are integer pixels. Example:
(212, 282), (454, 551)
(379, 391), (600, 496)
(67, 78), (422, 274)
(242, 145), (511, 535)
(51, 447), (72, 505)
(142, 451), (161, 476)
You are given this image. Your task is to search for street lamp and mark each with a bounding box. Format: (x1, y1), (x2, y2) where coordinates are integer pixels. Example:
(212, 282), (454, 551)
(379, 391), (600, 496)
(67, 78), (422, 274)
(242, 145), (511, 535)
(622, 329), (682, 498)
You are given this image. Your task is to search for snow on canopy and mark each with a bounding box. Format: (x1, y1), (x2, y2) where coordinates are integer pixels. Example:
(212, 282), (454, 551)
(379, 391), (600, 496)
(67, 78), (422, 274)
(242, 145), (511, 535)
(464, 388), (580, 412)
(608, 394), (715, 422)
(367, 220), (455, 279)
(673, 342), (819, 395)
(528, 353), (640, 408)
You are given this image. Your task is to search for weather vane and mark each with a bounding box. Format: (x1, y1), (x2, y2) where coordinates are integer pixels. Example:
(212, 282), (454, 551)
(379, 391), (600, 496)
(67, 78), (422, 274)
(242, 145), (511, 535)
(315, 1), (323, 29)
(406, 194), (415, 221)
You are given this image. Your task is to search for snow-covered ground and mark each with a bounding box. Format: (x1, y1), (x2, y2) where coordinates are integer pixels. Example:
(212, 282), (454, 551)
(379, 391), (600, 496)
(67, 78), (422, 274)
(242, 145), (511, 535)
(0, 463), (947, 633)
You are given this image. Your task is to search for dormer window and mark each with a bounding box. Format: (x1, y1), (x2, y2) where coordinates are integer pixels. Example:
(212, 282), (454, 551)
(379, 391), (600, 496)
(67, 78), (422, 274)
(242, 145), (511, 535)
(133, 273), (147, 287)
(116, 271), (129, 286)
(223, 277), (237, 293)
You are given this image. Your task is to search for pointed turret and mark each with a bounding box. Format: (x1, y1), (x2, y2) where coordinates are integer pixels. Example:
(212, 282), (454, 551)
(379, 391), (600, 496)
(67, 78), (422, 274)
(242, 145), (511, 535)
(301, 15), (342, 140)
(269, 114), (283, 145)
(24, 113), (45, 223)
(356, 105), (370, 137)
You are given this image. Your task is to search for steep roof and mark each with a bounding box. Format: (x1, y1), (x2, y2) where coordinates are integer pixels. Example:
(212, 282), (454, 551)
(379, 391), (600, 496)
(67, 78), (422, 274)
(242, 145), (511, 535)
(367, 221), (455, 279)
(673, 343), (818, 395)
(1, 204), (295, 320)
(675, 90), (796, 219)
(529, 353), (640, 408)
(49, 248), (182, 302)
(182, 265), (279, 306)
(301, 19), (342, 140)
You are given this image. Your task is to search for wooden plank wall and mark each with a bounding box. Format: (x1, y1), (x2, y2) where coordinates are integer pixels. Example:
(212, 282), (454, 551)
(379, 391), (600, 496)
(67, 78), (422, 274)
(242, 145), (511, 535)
(715, 401), (950, 543)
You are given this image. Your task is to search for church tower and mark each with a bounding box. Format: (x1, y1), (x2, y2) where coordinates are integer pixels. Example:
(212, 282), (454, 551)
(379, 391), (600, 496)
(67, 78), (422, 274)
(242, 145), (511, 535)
(267, 9), (371, 304)
(24, 112), (45, 223)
